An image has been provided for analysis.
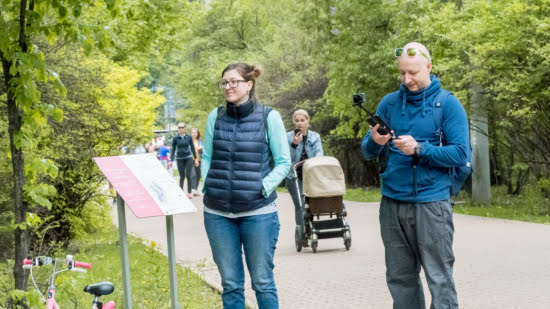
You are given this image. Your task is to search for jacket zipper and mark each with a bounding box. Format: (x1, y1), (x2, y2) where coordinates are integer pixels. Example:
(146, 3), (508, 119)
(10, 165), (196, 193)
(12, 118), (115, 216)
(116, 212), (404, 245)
(229, 119), (238, 207)
(413, 164), (417, 197)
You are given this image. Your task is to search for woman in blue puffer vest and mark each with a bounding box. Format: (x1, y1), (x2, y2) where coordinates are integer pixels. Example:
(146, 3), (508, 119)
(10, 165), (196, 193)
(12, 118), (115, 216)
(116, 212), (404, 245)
(201, 63), (291, 309)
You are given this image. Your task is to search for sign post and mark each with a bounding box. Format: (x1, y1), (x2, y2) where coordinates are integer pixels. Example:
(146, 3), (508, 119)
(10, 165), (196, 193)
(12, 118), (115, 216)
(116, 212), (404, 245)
(116, 193), (132, 308)
(95, 153), (196, 309)
(166, 215), (179, 309)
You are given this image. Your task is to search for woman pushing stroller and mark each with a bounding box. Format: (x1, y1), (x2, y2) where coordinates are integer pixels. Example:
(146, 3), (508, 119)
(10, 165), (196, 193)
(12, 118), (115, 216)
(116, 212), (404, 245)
(285, 109), (324, 247)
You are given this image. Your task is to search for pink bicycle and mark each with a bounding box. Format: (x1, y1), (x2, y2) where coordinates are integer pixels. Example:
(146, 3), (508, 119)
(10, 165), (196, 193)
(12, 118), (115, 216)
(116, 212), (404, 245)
(23, 255), (116, 309)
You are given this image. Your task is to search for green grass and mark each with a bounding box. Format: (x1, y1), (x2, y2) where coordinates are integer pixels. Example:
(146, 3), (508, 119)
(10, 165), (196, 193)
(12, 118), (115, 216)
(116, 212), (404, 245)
(343, 187), (382, 203)
(453, 185), (550, 225)
(453, 205), (550, 224)
(277, 186), (381, 203)
(1, 227), (222, 308)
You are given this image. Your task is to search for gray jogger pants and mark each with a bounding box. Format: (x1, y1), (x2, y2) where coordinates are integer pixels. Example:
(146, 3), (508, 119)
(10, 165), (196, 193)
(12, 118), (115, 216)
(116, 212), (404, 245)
(379, 196), (458, 309)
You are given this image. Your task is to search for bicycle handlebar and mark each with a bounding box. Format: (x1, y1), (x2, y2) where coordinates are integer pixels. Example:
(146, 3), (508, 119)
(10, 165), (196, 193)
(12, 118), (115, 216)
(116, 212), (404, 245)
(74, 261), (92, 269)
(22, 256), (92, 270)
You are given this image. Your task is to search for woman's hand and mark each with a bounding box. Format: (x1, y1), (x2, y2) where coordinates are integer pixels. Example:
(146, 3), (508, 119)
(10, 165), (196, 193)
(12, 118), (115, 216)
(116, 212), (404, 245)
(292, 132), (303, 145)
(195, 160), (200, 167)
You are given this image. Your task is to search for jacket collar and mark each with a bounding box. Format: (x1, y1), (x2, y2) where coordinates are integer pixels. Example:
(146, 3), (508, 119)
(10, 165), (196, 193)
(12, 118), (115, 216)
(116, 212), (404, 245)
(225, 99), (256, 119)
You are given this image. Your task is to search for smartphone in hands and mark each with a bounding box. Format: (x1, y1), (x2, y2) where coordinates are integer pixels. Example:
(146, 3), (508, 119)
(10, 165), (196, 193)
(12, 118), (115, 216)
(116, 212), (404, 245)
(294, 128), (301, 135)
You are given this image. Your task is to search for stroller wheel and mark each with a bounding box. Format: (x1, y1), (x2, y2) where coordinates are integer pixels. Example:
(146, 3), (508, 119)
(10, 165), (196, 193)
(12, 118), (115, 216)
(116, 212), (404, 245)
(311, 241), (318, 253)
(344, 230), (352, 250)
(344, 238), (351, 250)
(295, 226), (303, 252)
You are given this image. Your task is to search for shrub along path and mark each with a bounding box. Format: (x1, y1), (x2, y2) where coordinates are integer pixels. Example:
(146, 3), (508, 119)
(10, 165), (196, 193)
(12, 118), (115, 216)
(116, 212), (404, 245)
(113, 191), (550, 308)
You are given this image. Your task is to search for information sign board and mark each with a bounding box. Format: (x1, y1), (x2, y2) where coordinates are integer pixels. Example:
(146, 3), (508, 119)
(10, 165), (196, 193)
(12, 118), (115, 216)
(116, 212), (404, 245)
(94, 153), (196, 218)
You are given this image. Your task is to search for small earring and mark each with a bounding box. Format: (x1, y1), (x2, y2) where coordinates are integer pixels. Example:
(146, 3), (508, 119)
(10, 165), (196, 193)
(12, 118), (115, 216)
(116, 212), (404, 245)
(246, 90), (250, 95)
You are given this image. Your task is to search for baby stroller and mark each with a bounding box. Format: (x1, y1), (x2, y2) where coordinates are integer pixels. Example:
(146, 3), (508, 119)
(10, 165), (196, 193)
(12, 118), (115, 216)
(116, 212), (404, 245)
(292, 156), (351, 253)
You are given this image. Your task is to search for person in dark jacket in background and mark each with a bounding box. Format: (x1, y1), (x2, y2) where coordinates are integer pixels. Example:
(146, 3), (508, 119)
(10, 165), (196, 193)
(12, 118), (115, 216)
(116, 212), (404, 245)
(361, 42), (468, 309)
(171, 122), (197, 199)
(201, 63), (290, 309)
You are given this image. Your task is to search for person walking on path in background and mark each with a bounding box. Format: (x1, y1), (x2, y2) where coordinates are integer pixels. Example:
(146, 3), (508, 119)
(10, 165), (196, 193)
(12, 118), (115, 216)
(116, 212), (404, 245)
(190, 128), (203, 196)
(201, 62), (290, 309)
(171, 122), (197, 199)
(285, 109), (323, 247)
(361, 42), (469, 309)
(158, 141), (171, 171)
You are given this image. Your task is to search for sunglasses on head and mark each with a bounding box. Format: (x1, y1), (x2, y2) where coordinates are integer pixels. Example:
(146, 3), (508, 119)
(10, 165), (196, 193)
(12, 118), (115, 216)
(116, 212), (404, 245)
(394, 47), (430, 62)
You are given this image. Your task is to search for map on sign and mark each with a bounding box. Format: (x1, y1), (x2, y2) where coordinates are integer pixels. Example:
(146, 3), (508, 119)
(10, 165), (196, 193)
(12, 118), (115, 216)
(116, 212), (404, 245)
(94, 153), (196, 218)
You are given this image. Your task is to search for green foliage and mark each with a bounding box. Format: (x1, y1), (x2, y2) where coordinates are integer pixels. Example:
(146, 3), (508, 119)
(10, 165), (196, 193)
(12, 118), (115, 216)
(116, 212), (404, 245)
(171, 0), (328, 129)
(22, 43), (164, 254)
(0, 228), (222, 308)
(537, 178), (550, 198)
(1, 0), (117, 147)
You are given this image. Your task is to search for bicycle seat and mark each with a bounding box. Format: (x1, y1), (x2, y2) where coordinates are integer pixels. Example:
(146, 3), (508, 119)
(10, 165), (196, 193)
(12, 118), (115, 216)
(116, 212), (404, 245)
(84, 281), (115, 296)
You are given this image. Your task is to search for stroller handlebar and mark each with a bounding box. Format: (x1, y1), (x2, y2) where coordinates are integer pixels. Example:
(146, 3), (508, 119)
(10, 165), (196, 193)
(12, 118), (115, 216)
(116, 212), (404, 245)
(292, 160), (307, 175)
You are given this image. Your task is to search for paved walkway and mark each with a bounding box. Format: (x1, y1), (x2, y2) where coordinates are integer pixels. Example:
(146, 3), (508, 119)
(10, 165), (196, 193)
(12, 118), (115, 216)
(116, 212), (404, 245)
(114, 190), (550, 308)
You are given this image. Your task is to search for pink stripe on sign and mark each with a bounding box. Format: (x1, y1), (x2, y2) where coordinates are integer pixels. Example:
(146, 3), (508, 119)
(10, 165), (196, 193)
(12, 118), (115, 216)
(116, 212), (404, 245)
(94, 156), (164, 218)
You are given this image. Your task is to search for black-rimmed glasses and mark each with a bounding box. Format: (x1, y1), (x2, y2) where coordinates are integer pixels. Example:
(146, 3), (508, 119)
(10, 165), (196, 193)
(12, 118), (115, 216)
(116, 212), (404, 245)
(218, 80), (246, 89)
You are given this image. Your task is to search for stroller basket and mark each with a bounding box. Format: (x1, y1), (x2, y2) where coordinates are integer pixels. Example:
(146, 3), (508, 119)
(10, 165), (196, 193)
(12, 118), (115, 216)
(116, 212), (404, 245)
(306, 196), (344, 215)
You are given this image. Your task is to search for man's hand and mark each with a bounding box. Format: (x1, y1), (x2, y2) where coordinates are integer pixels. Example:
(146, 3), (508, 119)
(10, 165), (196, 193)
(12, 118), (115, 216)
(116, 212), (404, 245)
(195, 160), (199, 167)
(393, 135), (418, 155)
(370, 124), (394, 146)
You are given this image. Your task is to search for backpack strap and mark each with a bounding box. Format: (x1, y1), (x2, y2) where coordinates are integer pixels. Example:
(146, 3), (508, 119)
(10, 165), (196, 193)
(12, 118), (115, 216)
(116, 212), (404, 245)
(432, 89), (452, 146)
(261, 103), (273, 145)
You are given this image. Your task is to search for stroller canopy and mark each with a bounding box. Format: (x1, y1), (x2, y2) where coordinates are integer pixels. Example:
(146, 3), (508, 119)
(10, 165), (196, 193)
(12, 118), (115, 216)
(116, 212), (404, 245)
(302, 156), (346, 197)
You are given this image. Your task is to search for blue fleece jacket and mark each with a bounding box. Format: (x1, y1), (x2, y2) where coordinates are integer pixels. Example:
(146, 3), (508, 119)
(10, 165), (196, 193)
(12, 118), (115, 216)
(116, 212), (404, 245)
(361, 75), (469, 202)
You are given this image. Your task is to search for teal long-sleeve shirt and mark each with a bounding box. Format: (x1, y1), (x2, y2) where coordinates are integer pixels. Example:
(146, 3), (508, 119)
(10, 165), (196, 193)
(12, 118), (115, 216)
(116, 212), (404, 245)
(201, 107), (291, 198)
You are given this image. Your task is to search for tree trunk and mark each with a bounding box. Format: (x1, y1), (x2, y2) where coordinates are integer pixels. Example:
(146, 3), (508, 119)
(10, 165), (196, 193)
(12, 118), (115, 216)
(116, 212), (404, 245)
(2, 55), (29, 299)
(1, 0), (30, 301)
(470, 79), (491, 203)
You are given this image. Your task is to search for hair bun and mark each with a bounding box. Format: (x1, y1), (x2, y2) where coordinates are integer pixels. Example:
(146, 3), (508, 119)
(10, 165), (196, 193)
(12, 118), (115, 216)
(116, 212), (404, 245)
(252, 65), (262, 78)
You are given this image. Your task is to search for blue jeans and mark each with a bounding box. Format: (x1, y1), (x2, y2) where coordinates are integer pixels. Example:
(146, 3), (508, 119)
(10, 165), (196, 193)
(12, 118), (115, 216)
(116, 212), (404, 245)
(204, 211), (280, 309)
(285, 177), (304, 230)
(379, 196), (458, 309)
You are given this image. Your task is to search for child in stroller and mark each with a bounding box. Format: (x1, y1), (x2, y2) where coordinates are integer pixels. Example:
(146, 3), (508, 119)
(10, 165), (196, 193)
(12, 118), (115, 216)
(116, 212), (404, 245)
(292, 156), (351, 253)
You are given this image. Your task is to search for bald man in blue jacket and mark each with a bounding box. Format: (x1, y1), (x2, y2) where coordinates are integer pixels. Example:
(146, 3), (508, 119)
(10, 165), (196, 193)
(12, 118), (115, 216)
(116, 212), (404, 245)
(362, 42), (468, 309)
